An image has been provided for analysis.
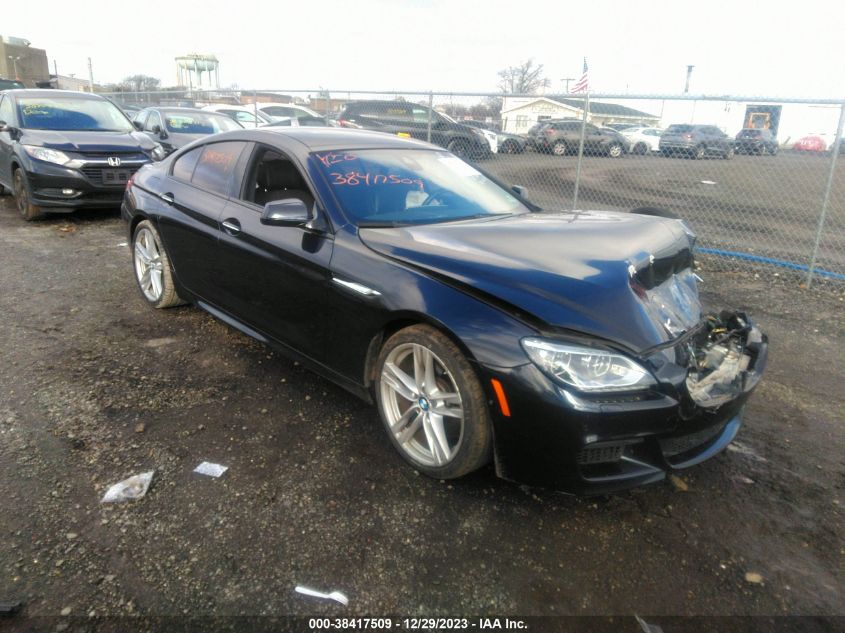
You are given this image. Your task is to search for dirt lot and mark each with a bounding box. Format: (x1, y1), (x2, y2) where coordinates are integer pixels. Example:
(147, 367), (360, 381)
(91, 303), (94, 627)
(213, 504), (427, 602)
(485, 151), (845, 279)
(0, 196), (843, 630)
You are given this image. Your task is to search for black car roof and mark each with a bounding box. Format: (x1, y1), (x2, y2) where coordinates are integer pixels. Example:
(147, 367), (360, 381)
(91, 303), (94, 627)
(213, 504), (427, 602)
(205, 127), (436, 154)
(3, 89), (107, 100)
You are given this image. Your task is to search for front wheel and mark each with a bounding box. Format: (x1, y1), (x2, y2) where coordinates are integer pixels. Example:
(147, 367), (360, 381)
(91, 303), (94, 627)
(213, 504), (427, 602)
(552, 141), (568, 156)
(132, 220), (184, 309)
(13, 169), (45, 221)
(633, 142), (649, 155)
(723, 146), (735, 160)
(375, 325), (493, 479)
(693, 145), (706, 160)
(446, 138), (471, 159)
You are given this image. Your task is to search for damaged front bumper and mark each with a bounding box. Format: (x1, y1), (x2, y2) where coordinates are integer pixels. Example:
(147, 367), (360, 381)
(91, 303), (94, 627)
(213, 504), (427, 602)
(482, 310), (768, 495)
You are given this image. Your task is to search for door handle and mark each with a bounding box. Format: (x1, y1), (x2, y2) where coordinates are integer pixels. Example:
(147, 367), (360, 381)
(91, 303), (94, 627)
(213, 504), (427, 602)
(221, 218), (241, 235)
(160, 192), (174, 205)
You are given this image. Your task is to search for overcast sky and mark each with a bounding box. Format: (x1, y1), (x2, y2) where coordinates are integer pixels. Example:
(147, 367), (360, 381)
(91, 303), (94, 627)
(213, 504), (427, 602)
(5, 0), (844, 98)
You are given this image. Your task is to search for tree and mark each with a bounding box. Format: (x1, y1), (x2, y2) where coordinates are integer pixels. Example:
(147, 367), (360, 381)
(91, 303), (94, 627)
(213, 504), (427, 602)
(120, 74), (161, 92)
(497, 59), (545, 94)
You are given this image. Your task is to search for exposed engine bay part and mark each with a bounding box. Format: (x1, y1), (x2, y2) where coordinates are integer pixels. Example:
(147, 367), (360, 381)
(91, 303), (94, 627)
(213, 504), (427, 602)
(685, 311), (763, 407)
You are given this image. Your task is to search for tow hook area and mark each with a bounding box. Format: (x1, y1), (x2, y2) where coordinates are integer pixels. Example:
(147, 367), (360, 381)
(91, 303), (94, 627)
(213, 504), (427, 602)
(685, 311), (765, 407)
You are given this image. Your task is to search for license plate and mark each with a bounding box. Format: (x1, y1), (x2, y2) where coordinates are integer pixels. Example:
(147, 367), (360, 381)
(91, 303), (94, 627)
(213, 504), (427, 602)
(102, 169), (130, 184)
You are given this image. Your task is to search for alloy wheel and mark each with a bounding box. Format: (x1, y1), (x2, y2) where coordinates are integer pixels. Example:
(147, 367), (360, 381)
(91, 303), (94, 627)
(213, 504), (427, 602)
(133, 227), (165, 302)
(608, 143), (623, 158)
(379, 343), (464, 467)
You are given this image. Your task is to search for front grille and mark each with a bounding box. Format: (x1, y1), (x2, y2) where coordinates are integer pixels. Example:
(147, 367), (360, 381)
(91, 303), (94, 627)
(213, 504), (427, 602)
(658, 424), (725, 457)
(577, 445), (624, 465)
(81, 165), (141, 187)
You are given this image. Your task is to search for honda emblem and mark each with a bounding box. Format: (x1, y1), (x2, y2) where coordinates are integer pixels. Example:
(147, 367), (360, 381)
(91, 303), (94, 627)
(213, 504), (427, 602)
(107, 156), (121, 167)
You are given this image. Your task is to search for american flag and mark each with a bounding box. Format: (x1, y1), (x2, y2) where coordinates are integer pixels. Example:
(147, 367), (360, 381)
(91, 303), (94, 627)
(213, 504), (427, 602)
(571, 58), (589, 93)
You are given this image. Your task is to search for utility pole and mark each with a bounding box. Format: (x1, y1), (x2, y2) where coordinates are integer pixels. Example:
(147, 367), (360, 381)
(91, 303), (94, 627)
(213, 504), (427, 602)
(87, 57), (94, 92)
(561, 77), (575, 93)
(684, 65), (694, 94)
(7, 56), (21, 80)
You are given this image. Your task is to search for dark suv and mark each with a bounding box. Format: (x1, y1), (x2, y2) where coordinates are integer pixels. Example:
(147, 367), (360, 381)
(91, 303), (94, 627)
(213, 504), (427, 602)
(0, 89), (165, 219)
(531, 120), (627, 157)
(735, 128), (779, 155)
(659, 124), (735, 159)
(337, 101), (492, 160)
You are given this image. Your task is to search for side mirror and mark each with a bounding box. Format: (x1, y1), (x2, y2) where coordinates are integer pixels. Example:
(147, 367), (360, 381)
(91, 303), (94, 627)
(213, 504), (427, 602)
(260, 198), (311, 227)
(511, 185), (526, 197)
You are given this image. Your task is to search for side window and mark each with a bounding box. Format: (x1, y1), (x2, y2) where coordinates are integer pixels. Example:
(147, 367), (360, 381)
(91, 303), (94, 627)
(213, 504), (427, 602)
(411, 108), (429, 123)
(172, 146), (203, 182)
(0, 95), (13, 124)
(239, 146), (314, 210)
(145, 111), (162, 132)
(191, 141), (247, 196)
(383, 105), (411, 121)
(133, 111), (148, 129)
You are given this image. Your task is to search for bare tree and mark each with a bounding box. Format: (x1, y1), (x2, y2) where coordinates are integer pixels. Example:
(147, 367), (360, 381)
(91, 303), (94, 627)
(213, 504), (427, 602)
(120, 74), (161, 92)
(497, 59), (545, 94)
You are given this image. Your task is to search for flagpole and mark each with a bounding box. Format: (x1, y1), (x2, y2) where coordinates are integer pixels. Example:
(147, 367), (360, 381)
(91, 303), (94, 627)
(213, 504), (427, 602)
(572, 90), (589, 211)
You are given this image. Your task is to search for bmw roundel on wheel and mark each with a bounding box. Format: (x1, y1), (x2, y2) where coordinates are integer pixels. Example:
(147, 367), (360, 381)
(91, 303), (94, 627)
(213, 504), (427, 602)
(121, 127), (768, 494)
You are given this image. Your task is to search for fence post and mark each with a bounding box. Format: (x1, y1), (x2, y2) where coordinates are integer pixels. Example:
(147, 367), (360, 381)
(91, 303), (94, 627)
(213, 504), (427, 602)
(426, 91), (433, 143)
(806, 102), (845, 287)
(571, 92), (590, 211)
(324, 89), (331, 126)
(253, 90), (258, 128)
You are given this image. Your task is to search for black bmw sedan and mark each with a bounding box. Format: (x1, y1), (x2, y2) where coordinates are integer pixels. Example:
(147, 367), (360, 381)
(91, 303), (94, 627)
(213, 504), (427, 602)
(121, 128), (768, 494)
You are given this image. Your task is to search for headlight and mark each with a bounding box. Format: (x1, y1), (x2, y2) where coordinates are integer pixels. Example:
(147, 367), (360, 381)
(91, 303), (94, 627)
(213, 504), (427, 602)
(150, 143), (167, 161)
(22, 145), (71, 165)
(521, 338), (656, 392)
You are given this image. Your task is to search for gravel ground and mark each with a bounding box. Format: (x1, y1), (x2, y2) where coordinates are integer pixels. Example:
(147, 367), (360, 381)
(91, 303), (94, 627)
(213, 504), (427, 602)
(0, 197), (843, 630)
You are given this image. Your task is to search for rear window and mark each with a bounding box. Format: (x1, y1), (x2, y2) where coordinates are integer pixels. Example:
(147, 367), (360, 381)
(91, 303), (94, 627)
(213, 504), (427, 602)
(666, 125), (693, 133)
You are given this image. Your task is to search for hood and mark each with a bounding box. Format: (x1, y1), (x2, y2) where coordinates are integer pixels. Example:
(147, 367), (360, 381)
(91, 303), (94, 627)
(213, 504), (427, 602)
(360, 211), (699, 352)
(20, 129), (157, 153)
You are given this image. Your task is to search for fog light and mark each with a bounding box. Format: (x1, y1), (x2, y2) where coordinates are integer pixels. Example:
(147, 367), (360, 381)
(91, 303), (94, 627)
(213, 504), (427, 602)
(62, 188), (76, 196)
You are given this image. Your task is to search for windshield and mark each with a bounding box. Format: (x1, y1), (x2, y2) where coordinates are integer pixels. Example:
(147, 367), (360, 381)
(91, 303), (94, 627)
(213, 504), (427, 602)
(164, 111), (241, 133)
(16, 97), (133, 132)
(314, 149), (528, 226)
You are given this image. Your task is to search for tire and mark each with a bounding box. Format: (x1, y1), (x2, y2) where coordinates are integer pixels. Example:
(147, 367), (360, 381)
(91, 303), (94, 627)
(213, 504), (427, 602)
(630, 206), (681, 220)
(131, 220), (184, 309)
(633, 142), (649, 155)
(446, 138), (471, 159)
(607, 143), (623, 158)
(374, 324), (493, 479)
(769, 144), (778, 156)
(660, 149), (673, 157)
(693, 145), (706, 160)
(723, 146), (735, 160)
(552, 140), (568, 156)
(13, 168), (45, 221)
(501, 140), (518, 154)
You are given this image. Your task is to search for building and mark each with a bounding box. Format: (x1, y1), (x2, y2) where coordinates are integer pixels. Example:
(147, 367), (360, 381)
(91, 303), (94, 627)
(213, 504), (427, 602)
(0, 35), (49, 87)
(501, 96), (660, 134)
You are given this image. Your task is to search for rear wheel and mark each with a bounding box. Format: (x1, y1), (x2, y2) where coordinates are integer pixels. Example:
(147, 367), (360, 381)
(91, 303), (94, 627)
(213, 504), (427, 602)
(769, 144), (779, 155)
(607, 143), (624, 158)
(693, 145), (706, 160)
(132, 220), (184, 309)
(633, 142), (649, 155)
(723, 146), (735, 160)
(375, 325), (492, 479)
(552, 140), (568, 156)
(13, 168), (45, 221)
(501, 139), (519, 154)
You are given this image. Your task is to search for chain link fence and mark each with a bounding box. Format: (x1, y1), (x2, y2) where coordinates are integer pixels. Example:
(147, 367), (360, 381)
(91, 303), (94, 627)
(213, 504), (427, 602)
(101, 87), (845, 286)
